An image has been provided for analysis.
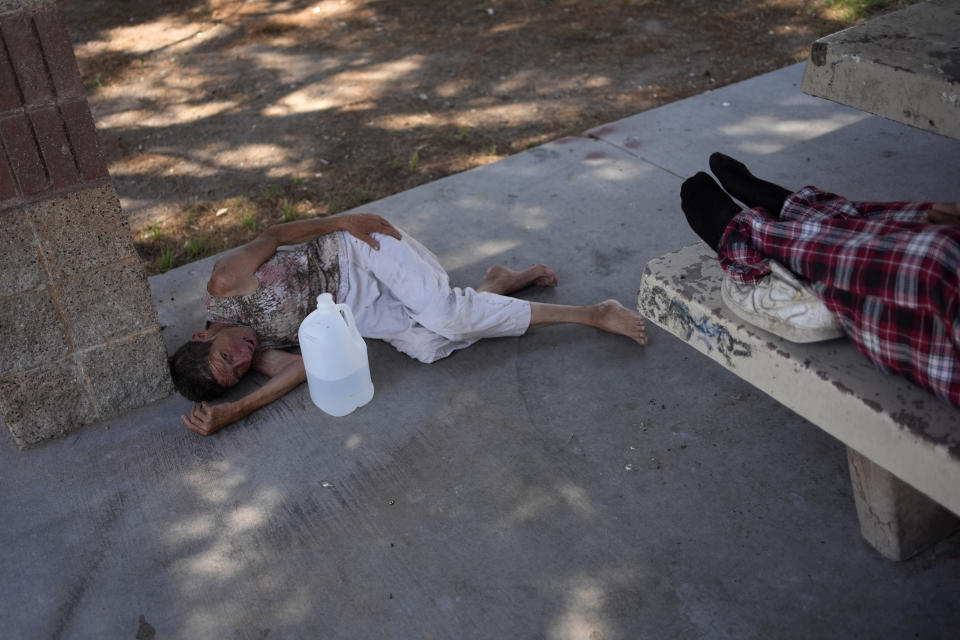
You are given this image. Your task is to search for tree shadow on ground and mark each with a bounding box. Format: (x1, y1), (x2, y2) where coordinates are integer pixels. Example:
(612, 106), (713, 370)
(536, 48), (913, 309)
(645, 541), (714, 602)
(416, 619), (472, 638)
(59, 0), (864, 274)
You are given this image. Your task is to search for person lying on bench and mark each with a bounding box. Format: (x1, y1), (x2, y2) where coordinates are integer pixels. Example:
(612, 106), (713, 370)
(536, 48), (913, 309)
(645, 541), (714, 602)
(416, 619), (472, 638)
(680, 152), (960, 408)
(170, 213), (647, 435)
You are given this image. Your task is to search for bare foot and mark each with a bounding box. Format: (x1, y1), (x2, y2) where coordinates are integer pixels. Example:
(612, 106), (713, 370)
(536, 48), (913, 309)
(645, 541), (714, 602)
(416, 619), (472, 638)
(592, 300), (648, 345)
(477, 264), (559, 295)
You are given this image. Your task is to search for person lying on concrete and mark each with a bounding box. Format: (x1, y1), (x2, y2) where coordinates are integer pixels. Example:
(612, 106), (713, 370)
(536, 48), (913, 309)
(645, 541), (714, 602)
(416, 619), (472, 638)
(680, 151), (960, 408)
(171, 213), (647, 435)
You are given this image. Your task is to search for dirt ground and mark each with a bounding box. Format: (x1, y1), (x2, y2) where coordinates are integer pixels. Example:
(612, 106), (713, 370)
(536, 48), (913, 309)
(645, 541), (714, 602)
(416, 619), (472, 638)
(58, 0), (908, 275)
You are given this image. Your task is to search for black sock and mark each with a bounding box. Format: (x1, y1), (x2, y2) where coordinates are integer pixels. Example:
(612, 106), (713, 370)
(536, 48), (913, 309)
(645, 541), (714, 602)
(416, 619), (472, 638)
(680, 172), (741, 252)
(709, 152), (791, 216)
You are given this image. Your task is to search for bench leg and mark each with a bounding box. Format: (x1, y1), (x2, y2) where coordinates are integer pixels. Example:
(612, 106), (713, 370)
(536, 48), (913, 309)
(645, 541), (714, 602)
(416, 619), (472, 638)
(846, 447), (960, 561)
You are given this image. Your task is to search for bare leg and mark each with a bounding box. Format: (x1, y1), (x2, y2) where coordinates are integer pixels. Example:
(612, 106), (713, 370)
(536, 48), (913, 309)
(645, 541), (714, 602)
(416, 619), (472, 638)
(476, 264), (559, 295)
(529, 300), (647, 345)
(476, 264), (646, 345)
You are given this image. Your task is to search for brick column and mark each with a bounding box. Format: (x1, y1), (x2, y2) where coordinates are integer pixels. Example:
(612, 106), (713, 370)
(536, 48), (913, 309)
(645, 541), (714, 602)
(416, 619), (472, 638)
(0, 0), (172, 446)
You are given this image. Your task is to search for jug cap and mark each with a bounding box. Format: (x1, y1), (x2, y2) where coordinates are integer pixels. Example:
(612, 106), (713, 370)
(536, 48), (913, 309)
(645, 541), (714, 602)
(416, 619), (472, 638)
(316, 292), (334, 306)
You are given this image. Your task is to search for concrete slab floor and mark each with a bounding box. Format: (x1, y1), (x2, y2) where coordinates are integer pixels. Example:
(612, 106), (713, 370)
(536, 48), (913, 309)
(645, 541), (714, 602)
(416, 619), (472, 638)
(3, 64), (959, 639)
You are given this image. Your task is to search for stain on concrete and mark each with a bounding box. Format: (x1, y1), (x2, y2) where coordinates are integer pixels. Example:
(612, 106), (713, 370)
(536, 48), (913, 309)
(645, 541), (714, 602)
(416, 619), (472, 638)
(832, 380), (854, 395)
(565, 434), (585, 457)
(765, 342), (790, 360)
(528, 147), (561, 163)
(862, 398), (883, 413)
(928, 49), (960, 82)
(587, 126), (616, 139)
(682, 258), (707, 283)
(49, 491), (127, 638)
(51, 574), (92, 640)
(811, 41), (828, 66)
(136, 614), (156, 640)
(585, 151), (606, 161)
(639, 285), (751, 366)
(891, 410), (930, 433)
(624, 136), (643, 150)
(888, 409), (960, 456)
(843, 33), (914, 46)
(592, 247), (638, 276)
(876, 60), (916, 75)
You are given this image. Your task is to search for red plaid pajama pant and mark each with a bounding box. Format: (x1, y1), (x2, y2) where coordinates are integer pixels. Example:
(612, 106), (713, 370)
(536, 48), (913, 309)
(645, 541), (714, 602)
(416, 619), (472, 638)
(717, 186), (960, 408)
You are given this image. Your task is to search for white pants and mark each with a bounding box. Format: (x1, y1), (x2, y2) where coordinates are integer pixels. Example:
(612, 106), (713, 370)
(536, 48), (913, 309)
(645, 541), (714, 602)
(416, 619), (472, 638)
(335, 230), (531, 363)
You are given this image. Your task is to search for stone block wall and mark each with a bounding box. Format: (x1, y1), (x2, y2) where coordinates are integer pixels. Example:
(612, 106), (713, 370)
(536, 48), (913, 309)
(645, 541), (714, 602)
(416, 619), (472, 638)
(0, 0), (172, 446)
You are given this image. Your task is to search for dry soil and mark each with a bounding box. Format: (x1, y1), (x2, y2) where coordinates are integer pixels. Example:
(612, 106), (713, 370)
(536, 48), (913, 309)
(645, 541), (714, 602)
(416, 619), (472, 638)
(58, 0), (908, 274)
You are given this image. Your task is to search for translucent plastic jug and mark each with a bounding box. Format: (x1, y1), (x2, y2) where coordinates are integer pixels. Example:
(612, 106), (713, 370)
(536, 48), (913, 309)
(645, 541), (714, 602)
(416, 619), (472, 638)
(299, 293), (374, 416)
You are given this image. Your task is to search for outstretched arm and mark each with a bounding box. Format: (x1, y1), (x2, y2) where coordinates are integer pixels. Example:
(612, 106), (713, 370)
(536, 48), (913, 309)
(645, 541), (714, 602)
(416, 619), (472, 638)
(927, 201), (960, 225)
(181, 349), (306, 436)
(207, 213), (401, 297)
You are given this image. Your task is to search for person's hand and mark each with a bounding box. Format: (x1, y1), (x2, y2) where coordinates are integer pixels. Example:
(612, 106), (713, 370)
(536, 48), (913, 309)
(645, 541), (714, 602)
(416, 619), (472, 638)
(927, 202), (960, 225)
(181, 401), (236, 436)
(339, 213), (401, 249)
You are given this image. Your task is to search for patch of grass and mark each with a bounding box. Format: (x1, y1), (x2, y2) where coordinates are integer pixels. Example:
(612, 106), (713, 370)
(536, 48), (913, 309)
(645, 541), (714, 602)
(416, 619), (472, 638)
(280, 199), (298, 222)
(228, 195), (256, 215)
(826, 0), (904, 19)
(261, 183), (282, 203)
(349, 188), (373, 207)
(456, 126), (471, 141)
(408, 150), (420, 170)
(241, 212), (260, 231)
(185, 234), (211, 258)
(141, 222), (165, 241)
(184, 201), (212, 226)
(157, 246), (175, 272)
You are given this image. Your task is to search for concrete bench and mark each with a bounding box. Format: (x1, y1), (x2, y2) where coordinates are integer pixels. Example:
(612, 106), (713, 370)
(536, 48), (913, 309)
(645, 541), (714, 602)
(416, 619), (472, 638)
(801, 0), (960, 140)
(638, 244), (960, 560)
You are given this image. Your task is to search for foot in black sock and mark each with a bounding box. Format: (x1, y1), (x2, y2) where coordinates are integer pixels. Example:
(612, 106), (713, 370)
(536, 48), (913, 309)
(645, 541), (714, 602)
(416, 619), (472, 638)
(680, 172), (741, 252)
(709, 152), (791, 216)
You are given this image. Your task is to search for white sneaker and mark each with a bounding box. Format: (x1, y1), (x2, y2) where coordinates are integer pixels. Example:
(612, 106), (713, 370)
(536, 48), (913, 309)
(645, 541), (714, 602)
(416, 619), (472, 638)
(720, 260), (844, 343)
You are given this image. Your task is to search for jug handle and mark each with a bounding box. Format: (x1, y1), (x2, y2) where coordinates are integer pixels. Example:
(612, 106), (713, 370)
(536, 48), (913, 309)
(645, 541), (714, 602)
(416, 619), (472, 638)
(336, 303), (362, 339)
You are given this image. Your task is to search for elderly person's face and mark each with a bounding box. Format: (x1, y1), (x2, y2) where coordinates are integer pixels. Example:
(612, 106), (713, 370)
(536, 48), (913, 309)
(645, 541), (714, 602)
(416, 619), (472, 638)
(192, 324), (259, 387)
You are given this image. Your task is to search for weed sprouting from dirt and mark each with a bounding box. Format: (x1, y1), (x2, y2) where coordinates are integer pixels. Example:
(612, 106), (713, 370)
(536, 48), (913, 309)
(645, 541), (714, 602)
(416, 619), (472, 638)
(280, 199), (298, 222)
(349, 188), (374, 208)
(240, 212), (259, 231)
(261, 183), (283, 203)
(185, 234), (211, 258)
(157, 246), (175, 272)
(141, 222), (165, 241)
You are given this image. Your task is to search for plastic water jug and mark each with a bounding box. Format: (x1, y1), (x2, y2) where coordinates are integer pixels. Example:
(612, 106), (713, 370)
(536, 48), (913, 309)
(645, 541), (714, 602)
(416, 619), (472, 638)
(299, 293), (374, 416)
